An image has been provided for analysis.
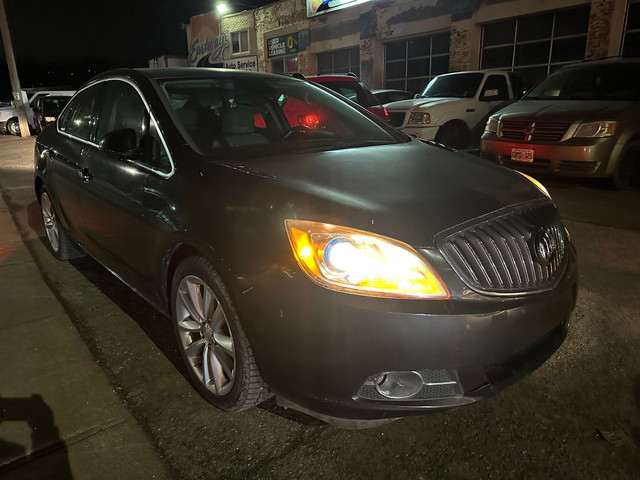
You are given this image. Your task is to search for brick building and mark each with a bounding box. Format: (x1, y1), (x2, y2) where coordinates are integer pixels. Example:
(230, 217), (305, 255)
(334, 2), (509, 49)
(207, 0), (638, 91)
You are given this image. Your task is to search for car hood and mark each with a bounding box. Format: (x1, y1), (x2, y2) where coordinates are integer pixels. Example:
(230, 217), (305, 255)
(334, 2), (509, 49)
(218, 139), (546, 246)
(495, 99), (635, 122)
(385, 97), (464, 111)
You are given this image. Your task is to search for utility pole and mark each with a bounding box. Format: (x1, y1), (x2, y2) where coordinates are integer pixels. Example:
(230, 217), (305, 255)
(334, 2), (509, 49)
(0, 0), (30, 137)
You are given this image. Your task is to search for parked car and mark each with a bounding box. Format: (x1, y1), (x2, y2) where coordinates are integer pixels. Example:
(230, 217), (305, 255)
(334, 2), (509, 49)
(372, 89), (414, 105)
(35, 68), (577, 426)
(481, 58), (640, 190)
(0, 89), (75, 135)
(386, 70), (524, 149)
(306, 73), (390, 122)
(32, 95), (70, 134)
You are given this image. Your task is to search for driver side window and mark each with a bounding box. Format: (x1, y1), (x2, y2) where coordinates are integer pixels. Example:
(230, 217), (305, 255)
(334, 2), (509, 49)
(96, 82), (146, 146)
(97, 81), (171, 173)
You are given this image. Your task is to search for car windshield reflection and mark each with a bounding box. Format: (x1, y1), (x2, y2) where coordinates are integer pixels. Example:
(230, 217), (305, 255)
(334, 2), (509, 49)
(156, 75), (405, 157)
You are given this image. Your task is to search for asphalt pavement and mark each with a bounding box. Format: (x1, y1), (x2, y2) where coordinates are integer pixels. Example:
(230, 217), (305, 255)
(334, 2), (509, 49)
(1, 134), (640, 479)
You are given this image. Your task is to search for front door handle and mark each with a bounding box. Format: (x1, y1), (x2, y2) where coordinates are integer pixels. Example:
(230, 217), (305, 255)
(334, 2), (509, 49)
(78, 167), (93, 183)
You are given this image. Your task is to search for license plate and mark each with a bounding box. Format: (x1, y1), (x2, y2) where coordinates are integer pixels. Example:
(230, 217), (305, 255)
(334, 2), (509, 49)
(510, 148), (534, 162)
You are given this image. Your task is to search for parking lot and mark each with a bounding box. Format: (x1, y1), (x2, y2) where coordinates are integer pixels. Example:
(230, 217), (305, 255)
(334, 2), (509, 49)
(1, 134), (640, 479)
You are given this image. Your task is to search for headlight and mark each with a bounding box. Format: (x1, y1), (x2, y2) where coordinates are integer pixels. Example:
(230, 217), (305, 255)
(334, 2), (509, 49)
(285, 220), (449, 299)
(573, 121), (616, 138)
(517, 171), (551, 198)
(44, 116), (57, 122)
(485, 116), (499, 133)
(408, 112), (431, 125)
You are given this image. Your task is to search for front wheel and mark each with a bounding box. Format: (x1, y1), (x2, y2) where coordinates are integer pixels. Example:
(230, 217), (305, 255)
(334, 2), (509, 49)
(435, 122), (469, 149)
(6, 118), (20, 136)
(611, 142), (640, 190)
(171, 256), (269, 411)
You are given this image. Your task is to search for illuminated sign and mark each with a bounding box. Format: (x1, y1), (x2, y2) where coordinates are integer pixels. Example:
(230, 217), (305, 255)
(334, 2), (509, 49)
(267, 33), (299, 57)
(306, 0), (373, 18)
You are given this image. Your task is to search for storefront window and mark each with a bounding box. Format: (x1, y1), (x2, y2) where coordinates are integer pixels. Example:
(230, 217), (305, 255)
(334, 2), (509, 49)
(317, 48), (360, 76)
(623, 0), (640, 57)
(272, 56), (299, 74)
(384, 32), (450, 93)
(481, 6), (590, 88)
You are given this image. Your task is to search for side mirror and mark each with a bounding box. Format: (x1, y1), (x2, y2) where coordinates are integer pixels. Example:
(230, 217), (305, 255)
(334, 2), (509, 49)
(100, 128), (141, 158)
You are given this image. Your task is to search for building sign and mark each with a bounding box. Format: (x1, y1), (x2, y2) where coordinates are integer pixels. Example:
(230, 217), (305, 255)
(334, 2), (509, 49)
(307, 0), (373, 18)
(267, 33), (299, 57)
(224, 55), (258, 71)
(188, 12), (229, 67)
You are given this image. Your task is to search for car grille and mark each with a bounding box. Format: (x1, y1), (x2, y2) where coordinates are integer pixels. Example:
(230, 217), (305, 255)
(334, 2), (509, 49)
(437, 202), (568, 294)
(388, 111), (406, 128)
(500, 120), (571, 142)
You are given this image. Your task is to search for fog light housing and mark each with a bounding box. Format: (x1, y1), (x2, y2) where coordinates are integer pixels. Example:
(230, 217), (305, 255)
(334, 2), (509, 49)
(374, 371), (424, 399)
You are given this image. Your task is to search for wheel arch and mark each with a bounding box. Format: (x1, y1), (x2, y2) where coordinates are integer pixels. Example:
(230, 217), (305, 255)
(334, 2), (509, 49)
(162, 240), (247, 317)
(606, 133), (640, 177)
(34, 176), (44, 202)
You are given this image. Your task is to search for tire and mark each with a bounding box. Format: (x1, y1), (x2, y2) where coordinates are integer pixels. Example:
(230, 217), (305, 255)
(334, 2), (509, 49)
(611, 142), (640, 191)
(6, 118), (20, 136)
(40, 190), (85, 260)
(434, 122), (469, 149)
(171, 256), (269, 411)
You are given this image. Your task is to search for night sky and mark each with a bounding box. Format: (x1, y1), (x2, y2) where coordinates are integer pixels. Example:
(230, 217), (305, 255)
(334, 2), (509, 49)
(0, 0), (276, 99)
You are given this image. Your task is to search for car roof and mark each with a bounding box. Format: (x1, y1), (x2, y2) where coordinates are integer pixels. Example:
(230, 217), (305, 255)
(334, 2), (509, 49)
(306, 74), (360, 83)
(556, 57), (640, 71)
(89, 67), (302, 84)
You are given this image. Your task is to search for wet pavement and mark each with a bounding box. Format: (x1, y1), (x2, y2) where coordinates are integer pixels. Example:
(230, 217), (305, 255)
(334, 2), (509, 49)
(1, 134), (640, 479)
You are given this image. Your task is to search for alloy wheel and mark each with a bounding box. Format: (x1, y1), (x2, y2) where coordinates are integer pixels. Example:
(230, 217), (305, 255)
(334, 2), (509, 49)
(41, 192), (60, 252)
(175, 275), (236, 396)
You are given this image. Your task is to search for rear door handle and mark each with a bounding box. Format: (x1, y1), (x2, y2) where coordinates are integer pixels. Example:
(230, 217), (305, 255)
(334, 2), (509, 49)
(78, 167), (93, 183)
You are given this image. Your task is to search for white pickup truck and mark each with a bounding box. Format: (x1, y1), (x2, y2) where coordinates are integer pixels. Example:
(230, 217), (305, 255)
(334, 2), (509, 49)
(385, 70), (523, 149)
(0, 90), (75, 135)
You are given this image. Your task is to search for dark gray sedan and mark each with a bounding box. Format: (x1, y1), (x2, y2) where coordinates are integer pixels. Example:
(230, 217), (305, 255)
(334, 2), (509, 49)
(34, 68), (577, 427)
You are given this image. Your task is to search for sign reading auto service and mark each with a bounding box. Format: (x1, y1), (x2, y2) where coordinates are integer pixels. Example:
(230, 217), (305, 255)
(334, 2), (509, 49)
(267, 33), (298, 57)
(188, 12), (229, 67)
(306, 0), (372, 18)
(224, 56), (258, 71)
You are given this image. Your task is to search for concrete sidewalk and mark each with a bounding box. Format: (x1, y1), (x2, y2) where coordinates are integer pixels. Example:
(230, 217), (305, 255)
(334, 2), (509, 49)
(0, 137), (171, 479)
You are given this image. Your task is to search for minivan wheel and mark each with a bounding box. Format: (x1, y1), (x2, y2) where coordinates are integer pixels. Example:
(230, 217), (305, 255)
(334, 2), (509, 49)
(40, 190), (84, 260)
(7, 118), (20, 136)
(171, 256), (269, 411)
(612, 142), (640, 191)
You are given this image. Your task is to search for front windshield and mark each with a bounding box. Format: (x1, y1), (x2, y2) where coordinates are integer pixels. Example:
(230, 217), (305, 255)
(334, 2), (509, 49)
(156, 74), (405, 156)
(420, 72), (484, 98)
(41, 97), (70, 115)
(525, 64), (640, 101)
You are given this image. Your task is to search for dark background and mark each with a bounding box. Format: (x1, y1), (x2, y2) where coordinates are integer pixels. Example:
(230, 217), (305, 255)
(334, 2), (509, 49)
(0, 0), (275, 100)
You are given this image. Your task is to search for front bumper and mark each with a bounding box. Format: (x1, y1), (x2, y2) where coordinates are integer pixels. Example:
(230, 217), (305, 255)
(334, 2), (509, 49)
(238, 243), (578, 420)
(481, 133), (619, 177)
(399, 124), (439, 141)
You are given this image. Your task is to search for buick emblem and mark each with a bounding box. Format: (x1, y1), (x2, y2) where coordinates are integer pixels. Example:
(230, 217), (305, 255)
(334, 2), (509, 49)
(524, 122), (535, 141)
(533, 229), (556, 266)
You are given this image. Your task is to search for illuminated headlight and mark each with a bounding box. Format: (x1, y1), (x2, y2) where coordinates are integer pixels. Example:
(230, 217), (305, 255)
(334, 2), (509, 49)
(517, 171), (551, 198)
(408, 112), (431, 125)
(285, 220), (449, 299)
(485, 116), (499, 133)
(45, 116), (57, 122)
(573, 121), (616, 138)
